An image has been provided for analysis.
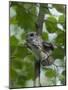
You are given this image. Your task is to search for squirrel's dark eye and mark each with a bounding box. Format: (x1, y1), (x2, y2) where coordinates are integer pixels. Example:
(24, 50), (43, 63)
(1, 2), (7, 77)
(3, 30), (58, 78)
(30, 33), (34, 37)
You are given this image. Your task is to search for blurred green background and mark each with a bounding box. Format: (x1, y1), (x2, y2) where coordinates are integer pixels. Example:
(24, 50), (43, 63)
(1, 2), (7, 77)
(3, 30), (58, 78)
(9, 2), (66, 88)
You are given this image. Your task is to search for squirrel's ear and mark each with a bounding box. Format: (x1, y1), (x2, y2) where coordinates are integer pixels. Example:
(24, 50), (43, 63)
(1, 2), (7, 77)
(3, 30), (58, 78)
(42, 41), (54, 50)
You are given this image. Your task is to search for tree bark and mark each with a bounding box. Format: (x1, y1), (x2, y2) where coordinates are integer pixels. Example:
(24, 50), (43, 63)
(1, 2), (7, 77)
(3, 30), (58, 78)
(36, 4), (47, 35)
(34, 3), (48, 86)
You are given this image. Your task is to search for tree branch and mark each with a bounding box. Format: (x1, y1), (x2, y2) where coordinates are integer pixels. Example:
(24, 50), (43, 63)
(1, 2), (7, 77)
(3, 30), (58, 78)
(36, 4), (48, 35)
(34, 4), (48, 86)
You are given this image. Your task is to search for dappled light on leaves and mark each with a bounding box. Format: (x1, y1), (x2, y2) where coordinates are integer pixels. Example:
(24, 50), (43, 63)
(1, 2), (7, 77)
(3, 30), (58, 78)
(9, 2), (66, 88)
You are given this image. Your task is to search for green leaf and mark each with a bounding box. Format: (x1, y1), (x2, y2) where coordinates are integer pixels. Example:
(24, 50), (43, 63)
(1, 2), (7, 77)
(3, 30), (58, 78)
(45, 68), (56, 78)
(10, 46), (17, 56)
(10, 36), (18, 46)
(52, 47), (64, 59)
(10, 54), (35, 87)
(23, 55), (35, 79)
(58, 15), (65, 24)
(16, 75), (26, 87)
(53, 4), (65, 13)
(24, 54), (35, 63)
(45, 16), (57, 33)
(59, 73), (66, 85)
(15, 4), (36, 31)
(55, 31), (65, 46)
(11, 58), (23, 69)
(15, 46), (30, 58)
(10, 17), (17, 24)
(10, 67), (17, 80)
(21, 32), (26, 40)
(42, 32), (48, 40)
(23, 3), (32, 9)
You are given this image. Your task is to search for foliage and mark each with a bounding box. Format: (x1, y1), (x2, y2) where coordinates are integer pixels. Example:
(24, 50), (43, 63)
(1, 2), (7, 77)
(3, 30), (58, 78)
(45, 68), (56, 78)
(9, 2), (66, 88)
